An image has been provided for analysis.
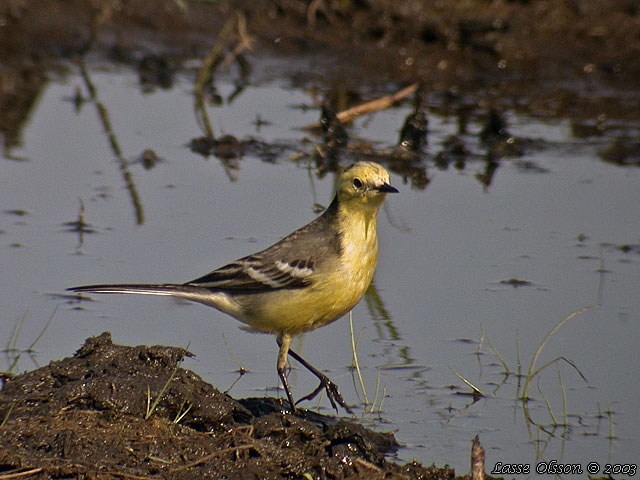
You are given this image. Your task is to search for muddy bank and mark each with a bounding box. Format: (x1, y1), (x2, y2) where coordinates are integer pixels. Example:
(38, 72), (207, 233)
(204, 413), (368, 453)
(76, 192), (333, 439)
(3, 0), (640, 83)
(2, 0), (640, 152)
(2, 332), (484, 479)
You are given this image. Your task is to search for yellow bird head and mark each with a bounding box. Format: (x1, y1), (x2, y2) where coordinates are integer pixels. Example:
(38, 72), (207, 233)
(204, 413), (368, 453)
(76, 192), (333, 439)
(337, 161), (398, 208)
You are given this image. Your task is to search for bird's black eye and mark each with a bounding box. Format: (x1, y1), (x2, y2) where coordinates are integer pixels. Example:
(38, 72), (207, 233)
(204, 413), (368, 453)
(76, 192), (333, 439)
(353, 178), (363, 189)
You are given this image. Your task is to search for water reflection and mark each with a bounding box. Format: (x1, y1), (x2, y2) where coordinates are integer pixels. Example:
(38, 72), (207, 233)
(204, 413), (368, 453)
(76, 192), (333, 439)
(2, 40), (639, 472)
(79, 60), (145, 225)
(365, 282), (414, 370)
(60, 199), (97, 251)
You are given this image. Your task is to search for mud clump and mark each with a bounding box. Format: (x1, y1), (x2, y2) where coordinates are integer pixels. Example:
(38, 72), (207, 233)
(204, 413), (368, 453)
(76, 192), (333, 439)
(1, 332), (462, 479)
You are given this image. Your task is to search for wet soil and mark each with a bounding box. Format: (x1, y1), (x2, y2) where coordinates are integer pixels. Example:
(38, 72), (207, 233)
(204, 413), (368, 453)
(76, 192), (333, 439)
(2, 332), (469, 479)
(2, 0), (640, 153)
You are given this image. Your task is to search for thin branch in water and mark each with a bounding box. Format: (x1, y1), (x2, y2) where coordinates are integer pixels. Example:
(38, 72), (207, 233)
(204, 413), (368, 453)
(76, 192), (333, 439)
(194, 15), (238, 138)
(219, 12), (254, 70)
(303, 83), (420, 130)
(449, 367), (487, 398)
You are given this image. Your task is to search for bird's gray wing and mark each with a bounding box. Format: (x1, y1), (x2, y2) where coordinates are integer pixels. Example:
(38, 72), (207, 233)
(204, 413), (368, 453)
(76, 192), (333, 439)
(186, 254), (314, 291)
(186, 210), (341, 292)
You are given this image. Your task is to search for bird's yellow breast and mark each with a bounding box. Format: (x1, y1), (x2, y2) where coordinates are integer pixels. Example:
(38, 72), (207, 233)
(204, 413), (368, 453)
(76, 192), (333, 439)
(239, 208), (379, 335)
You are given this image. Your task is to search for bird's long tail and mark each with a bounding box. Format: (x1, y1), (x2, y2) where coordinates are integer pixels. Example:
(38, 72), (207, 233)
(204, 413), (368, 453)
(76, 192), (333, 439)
(67, 283), (210, 302)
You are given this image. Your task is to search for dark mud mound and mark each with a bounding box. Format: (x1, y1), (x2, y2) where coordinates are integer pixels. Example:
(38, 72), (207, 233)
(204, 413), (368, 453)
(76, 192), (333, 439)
(0, 332), (459, 479)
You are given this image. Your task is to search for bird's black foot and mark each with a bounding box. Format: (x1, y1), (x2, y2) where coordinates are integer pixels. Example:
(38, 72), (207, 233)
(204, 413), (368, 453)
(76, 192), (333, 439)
(287, 347), (353, 414)
(296, 374), (353, 414)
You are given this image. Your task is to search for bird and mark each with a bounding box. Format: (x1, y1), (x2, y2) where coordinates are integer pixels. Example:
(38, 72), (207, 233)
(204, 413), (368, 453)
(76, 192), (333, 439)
(68, 161), (398, 413)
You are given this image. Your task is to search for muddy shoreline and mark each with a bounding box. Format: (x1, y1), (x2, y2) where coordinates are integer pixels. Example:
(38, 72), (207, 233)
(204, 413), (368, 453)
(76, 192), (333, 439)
(2, 0), (640, 153)
(2, 332), (480, 479)
(3, 0), (640, 83)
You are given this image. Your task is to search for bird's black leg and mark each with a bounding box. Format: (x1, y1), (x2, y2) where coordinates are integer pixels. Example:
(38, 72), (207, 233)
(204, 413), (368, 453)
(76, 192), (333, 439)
(276, 334), (297, 412)
(277, 362), (297, 413)
(287, 347), (353, 414)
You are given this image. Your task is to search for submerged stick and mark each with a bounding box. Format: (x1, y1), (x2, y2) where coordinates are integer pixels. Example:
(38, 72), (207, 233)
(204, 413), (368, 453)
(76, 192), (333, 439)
(303, 83), (420, 130)
(194, 15), (238, 138)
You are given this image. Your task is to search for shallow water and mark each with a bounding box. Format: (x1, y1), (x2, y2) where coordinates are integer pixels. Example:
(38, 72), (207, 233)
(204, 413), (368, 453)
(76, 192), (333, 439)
(2, 54), (639, 474)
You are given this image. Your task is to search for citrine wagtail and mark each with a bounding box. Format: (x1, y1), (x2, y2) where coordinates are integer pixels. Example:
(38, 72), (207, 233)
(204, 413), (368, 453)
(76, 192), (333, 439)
(68, 161), (398, 413)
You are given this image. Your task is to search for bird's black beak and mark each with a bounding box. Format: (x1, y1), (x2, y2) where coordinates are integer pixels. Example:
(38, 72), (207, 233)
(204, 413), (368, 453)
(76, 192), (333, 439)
(376, 183), (399, 193)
